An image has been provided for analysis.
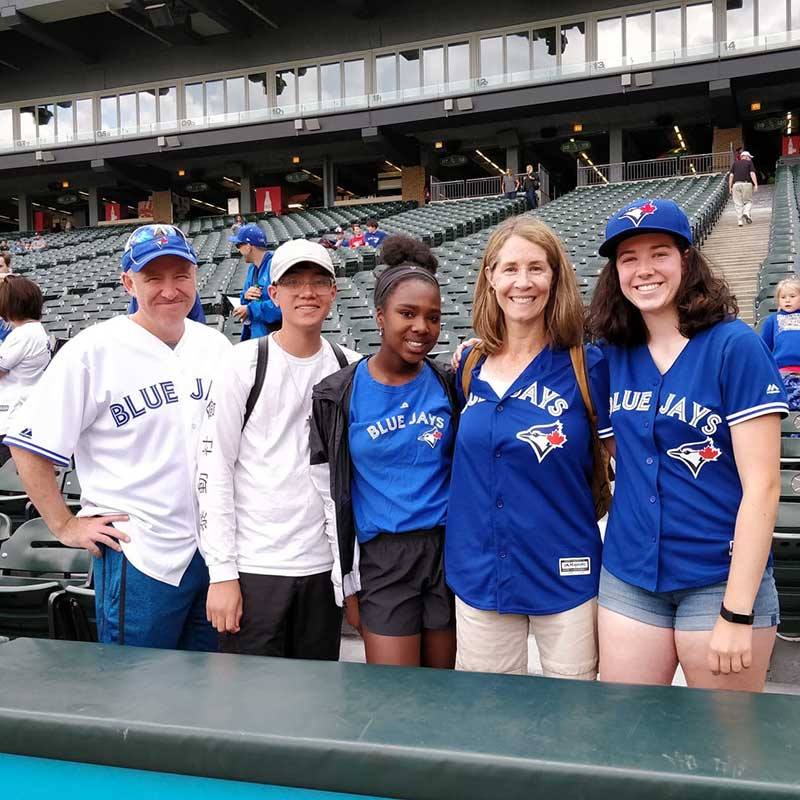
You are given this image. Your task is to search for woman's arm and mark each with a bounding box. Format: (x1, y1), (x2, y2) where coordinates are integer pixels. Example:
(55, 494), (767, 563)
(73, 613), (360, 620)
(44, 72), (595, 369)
(708, 413), (780, 675)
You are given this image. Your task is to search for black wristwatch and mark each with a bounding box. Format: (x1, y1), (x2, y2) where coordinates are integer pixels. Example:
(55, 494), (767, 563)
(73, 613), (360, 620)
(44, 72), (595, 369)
(720, 602), (754, 625)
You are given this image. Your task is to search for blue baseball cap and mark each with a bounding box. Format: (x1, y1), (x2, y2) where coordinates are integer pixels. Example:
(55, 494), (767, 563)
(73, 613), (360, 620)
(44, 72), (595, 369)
(229, 223), (267, 247)
(599, 198), (693, 257)
(121, 224), (198, 272)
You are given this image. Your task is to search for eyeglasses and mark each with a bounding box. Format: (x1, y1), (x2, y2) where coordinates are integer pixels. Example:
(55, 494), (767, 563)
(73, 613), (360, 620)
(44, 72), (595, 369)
(277, 277), (334, 292)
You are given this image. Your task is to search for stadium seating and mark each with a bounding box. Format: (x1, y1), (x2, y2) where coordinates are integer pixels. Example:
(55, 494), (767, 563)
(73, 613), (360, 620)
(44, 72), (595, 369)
(755, 161), (800, 326)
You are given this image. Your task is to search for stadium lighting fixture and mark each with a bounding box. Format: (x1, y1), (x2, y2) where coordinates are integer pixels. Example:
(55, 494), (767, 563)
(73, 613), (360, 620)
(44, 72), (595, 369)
(287, 203), (305, 209)
(673, 125), (687, 151)
(384, 160), (402, 173)
(434, 141), (444, 149)
(291, 155), (301, 164)
(78, 191), (89, 197)
(177, 169), (186, 177)
(61, 180), (69, 189)
(223, 176), (242, 186)
(474, 149), (505, 176)
(573, 123), (583, 133)
(750, 101), (761, 112)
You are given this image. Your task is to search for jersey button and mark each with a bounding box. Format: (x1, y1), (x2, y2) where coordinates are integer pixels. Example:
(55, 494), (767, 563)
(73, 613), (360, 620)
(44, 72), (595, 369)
(646, 456), (654, 465)
(499, 552), (507, 559)
(496, 498), (504, 509)
(497, 405), (504, 413)
(644, 422), (650, 429)
(495, 450), (502, 459)
(649, 496), (656, 504)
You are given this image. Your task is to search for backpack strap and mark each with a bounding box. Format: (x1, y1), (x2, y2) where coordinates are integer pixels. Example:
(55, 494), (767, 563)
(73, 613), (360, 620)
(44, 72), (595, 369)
(460, 345), (484, 400)
(242, 335), (269, 431)
(329, 340), (349, 368)
(569, 344), (596, 424)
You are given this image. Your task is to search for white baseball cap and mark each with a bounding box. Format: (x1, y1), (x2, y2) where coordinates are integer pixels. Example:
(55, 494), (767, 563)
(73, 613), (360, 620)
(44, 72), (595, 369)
(270, 238), (336, 285)
(740, 150), (753, 159)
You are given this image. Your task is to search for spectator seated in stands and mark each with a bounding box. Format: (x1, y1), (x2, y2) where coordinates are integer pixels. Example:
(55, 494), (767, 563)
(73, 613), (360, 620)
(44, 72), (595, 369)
(31, 234), (46, 251)
(760, 277), (800, 410)
(364, 219), (387, 249)
(332, 227), (348, 249)
(12, 241), (26, 255)
(348, 223), (366, 249)
(230, 214), (244, 237)
(0, 253), (13, 343)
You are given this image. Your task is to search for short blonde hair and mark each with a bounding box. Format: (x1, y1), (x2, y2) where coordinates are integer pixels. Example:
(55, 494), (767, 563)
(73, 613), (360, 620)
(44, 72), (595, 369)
(775, 278), (800, 304)
(472, 217), (584, 354)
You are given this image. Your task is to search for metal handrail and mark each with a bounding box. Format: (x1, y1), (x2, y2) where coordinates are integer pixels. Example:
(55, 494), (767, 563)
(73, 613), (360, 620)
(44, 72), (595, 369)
(577, 152), (732, 186)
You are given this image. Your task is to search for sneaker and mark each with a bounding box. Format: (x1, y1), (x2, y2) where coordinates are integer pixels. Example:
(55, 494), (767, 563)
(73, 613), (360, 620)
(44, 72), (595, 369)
(745, 215), (753, 224)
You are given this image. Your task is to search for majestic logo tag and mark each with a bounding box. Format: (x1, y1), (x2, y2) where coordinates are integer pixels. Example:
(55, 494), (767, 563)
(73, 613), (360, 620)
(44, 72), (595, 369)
(516, 421), (567, 463)
(620, 200), (657, 227)
(667, 436), (721, 478)
(418, 427), (443, 448)
(766, 383), (781, 395)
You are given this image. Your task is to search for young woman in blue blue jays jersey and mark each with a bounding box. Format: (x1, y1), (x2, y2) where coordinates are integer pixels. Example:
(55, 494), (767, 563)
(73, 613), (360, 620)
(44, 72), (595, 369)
(310, 235), (458, 668)
(448, 216), (612, 680)
(588, 198), (788, 691)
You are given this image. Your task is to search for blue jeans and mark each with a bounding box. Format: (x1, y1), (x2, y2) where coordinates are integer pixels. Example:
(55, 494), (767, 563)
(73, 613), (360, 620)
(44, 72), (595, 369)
(94, 547), (217, 651)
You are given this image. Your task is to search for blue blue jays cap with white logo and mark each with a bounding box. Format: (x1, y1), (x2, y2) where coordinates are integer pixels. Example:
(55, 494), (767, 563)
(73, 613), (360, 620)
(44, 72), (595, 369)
(229, 223), (267, 247)
(599, 198), (693, 257)
(121, 224), (198, 272)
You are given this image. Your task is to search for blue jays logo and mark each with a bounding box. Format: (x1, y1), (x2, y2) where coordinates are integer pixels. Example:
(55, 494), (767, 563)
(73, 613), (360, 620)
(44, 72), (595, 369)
(667, 436), (721, 478)
(620, 200), (657, 228)
(516, 421), (567, 463)
(152, 225), (171, 248)
(418, 427), (443, 449)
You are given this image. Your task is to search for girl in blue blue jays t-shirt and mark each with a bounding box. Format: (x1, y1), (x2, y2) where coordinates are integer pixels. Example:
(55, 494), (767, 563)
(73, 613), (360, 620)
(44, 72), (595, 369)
(448, 216), (612, 681)
(760, 277), (800, 409)
(310, 235), (458, 669)
(588, 198), (787, 692)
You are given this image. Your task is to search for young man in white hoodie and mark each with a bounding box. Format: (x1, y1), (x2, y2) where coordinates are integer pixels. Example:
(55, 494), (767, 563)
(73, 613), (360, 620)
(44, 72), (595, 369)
(198, 239), (360, 658)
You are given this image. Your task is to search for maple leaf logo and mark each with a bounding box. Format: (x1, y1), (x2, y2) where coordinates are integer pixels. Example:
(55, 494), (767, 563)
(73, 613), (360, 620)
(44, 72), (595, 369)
(547, 430), (566, 447)
(698, 445), (720, 461)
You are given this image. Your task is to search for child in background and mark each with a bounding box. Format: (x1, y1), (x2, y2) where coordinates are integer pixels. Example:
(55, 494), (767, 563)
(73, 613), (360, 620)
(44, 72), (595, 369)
(761, 278), (800, 409)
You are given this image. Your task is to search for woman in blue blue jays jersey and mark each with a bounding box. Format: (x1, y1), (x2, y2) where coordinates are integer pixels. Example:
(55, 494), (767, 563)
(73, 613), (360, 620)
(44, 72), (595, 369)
(448, 216), (613, 680)
(310, 235), (458, 668)
(587, 199), (788, 691)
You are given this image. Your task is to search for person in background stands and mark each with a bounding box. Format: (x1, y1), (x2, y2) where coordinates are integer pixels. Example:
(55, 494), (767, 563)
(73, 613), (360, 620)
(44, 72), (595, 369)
(728, 150), (758, 227)
(332, 227), (348, 249)
(522, 165), (540, 210)
(348, 224), (366, 249)
(31, 234), (46, 251)
(760, 277), (800, 410)
(0, 275), (50, 466)
(364, 219), (387, 249)
(0, 253), (14, 342)
(231, 223), (281, 340)
(502, 169), (518, 200)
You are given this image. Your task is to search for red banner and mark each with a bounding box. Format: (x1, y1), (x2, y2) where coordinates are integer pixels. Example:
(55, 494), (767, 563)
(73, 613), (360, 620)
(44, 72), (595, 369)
(783, 136), (800, 157)
(104, 202), (121, 222)
(255, 186), (282, 214)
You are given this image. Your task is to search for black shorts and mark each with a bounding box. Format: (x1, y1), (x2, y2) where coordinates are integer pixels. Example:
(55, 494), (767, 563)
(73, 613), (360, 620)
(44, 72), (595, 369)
(358, 528), (455, 637)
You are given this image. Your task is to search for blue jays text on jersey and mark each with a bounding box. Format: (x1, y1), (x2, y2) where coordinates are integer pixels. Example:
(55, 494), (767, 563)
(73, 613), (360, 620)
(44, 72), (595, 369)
(601, 319), (788, 594)
(109, 378), (212, 428)
(366, 408), (446, 440)
(445, 345), (611, 617)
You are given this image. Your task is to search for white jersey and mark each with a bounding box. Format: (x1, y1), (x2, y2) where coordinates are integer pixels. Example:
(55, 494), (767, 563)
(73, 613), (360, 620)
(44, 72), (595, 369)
(5, 316), (232, 586)
(197, 334), (360, 598)
(0, 321), (50, 435)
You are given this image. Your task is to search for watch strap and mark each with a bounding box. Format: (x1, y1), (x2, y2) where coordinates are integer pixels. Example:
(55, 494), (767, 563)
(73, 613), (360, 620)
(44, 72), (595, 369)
(720, 602), (754, 625)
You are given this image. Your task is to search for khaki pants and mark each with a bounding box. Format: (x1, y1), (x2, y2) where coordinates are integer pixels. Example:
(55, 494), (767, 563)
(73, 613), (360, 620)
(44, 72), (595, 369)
(455, 596), (598, 680)
(732, 181), (753, 222)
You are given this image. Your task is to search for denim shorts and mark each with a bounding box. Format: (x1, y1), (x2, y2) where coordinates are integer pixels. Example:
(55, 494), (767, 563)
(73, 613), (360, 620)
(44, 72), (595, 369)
(598, 566), (780, 631)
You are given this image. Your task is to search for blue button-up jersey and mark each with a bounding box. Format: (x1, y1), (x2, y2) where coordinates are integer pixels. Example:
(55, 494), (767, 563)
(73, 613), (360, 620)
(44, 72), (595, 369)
(602, 319), (788, 593)
(445, 344), (611, 616)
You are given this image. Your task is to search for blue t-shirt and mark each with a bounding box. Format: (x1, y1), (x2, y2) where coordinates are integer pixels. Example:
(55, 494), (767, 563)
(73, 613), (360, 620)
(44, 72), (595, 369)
(364, 230), (387, 248)
(760, 310), (800, 368)
(348, 359), (454, 543)
(603, 319), (788, 593)
(445, 345), (611, 616)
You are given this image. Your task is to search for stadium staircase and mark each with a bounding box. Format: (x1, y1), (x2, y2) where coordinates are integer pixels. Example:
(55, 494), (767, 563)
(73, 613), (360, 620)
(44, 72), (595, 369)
(700, 185), (773, 326)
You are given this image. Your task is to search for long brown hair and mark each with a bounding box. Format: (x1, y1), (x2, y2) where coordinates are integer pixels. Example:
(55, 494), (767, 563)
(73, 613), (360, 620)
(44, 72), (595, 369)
(586, 239), (738, 346)
(472, 216), (584, 354)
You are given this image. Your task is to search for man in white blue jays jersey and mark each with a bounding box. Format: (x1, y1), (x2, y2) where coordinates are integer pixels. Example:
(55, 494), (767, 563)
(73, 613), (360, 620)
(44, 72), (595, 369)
(7, 224), (231, 650)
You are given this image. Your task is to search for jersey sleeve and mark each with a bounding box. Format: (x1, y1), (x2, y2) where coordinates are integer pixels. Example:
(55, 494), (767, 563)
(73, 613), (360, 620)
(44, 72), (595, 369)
(759, 314), (776, 350)
(721, 328), (788, 426)
(4, 341), (95, 466)
(586, 345), (613, 439)
(0, 330), (28, 372)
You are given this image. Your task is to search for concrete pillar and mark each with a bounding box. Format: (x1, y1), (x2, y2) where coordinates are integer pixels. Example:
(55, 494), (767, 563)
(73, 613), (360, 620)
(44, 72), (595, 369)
(505, 146), (519, 176)
(323, 157), (335, 208)
(401, 165), (427, 206)
(239, 174), (253, 215)
(17, 192), (31, 232)
(87, 187), (99, 227)
(609, 126), (623, 183)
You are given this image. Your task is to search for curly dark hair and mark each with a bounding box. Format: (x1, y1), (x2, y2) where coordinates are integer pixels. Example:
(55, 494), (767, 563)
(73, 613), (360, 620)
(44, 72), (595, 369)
(379, 234), (438, 273)
(586, 240), (738, 346)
